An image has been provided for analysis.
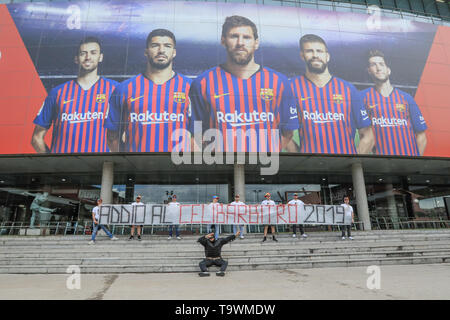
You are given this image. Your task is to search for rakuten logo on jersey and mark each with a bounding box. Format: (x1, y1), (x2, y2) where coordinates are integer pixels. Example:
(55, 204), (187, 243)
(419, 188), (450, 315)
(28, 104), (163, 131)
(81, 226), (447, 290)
(61, 111), (104, 124)
(372, 117), (408, 127)
(217, 111), (275, 127)
(303, 111), (345, 124)
(130, 111), (185, 125)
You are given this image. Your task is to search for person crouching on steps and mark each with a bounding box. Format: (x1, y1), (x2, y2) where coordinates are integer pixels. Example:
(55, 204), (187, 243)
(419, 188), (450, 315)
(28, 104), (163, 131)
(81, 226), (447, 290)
(197, 229), (240, 277)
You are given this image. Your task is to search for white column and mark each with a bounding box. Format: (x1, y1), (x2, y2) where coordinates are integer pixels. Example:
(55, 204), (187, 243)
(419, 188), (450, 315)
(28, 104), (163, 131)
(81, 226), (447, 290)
(234, 164), (245, 202)
(234, 164), (246, 234)
(100, 161), (114, 204)
(351, 162), (371, 231)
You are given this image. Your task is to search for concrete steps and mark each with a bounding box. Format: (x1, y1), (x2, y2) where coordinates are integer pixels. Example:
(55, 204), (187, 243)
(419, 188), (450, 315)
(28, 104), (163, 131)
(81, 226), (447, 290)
(0, 249), (449, 265)
(0, 230), (449, 273)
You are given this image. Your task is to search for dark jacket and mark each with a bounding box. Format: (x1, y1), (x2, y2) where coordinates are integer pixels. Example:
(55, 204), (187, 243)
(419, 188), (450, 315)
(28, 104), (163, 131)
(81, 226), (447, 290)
(198, 234), (236, 258)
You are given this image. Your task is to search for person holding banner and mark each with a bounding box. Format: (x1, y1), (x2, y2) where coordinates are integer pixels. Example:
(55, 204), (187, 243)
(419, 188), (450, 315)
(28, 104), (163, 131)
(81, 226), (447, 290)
(262, 193), (278, 242)
(341, 196), (354, 240)
(89, 199), (118, 244)
(230, 194), (246, 239)
(207, 196), (221, 240)
(129, 195), (143, 241)
(289, 193), (308, 238)
(167, 195), (182, 240)
(198, 230), (240, 277)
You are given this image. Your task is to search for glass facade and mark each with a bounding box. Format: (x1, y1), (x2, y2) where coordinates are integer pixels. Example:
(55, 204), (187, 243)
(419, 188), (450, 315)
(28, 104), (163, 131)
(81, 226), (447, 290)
(1, 169), (449, 234)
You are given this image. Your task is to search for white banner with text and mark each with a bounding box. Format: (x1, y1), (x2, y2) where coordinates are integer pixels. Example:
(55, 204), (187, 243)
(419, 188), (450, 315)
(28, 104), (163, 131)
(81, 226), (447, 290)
(98, 204), (351, 225)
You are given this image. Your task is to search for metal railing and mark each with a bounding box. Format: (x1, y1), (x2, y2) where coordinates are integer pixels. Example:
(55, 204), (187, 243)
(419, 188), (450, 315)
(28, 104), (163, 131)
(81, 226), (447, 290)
(1, 217), (448, 236)
(0, 220), (372, 236)
(370, 217), (450, 230)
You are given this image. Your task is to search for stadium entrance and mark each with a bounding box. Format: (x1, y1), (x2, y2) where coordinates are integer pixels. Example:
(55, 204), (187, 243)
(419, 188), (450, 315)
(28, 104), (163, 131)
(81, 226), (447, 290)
(0, 154), (449, 234)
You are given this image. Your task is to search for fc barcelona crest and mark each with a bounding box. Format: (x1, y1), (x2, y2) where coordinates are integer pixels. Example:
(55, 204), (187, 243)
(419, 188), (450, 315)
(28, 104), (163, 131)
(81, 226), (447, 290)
(395, 104), (406, 112)
(260, 88), (274, 101)
(96, 94), (106, 103)
(332, 94), (343, 104)
(173, 92), (186, 103)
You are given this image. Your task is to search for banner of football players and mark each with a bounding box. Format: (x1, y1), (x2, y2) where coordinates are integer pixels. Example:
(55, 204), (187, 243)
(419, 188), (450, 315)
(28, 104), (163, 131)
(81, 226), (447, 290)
(1, 1), (449, 157)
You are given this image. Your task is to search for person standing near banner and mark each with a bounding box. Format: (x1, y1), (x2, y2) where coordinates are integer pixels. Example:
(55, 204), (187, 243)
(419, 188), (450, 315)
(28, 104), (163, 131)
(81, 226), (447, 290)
(261, 193), (278, 242)
(289, 193), (308, 238)
(207, 196), (221, 240)
(167, 195), (182, 240)
(230, 194), (246, 239)
(341, 196), (354, 240)
(129, 195), (143, 241)
(89, 199), (118, 244)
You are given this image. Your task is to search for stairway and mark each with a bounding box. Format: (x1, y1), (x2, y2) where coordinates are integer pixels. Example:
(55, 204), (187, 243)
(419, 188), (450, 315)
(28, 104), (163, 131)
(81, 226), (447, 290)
(0, 229), (449, 273)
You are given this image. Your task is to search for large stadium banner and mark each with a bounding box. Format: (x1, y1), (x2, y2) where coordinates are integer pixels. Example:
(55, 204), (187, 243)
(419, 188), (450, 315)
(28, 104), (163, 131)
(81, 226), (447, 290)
(0, 1), (449, 156)
(97, 203), (352, 226)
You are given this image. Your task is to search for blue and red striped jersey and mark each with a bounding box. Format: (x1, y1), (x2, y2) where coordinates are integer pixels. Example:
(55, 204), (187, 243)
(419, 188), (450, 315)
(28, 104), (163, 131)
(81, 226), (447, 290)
(290, 76), (371, 154)
(104, 73), (192, 152)
(188, 66), (299, 152)
(362, 87), (427, 156)
(33, 77), (118, 153)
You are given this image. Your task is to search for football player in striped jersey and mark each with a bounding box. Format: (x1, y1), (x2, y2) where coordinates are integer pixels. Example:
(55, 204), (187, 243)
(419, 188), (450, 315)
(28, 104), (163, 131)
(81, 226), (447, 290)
(188, 15), (299, 153)
(105, 29), (191, 152)
(290, 34), (375, 155)
(362, 50), (427, 156)
(32, 37), (118, 153)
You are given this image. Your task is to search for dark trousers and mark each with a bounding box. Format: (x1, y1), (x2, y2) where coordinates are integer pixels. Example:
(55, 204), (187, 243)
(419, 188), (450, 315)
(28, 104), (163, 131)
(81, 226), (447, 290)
(341, 225), (351, 237)
(292, 225), (305, 235)
(199, 258), (228, 272)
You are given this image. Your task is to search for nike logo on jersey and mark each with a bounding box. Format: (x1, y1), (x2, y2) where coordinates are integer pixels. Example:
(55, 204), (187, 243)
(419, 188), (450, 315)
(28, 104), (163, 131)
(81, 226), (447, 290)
(214, 93), (229, 99)
(129, 95), (144, 102)
(368, 104), (377, 109)
(300, 97), (311, 102)
(63, 99), (74, 105)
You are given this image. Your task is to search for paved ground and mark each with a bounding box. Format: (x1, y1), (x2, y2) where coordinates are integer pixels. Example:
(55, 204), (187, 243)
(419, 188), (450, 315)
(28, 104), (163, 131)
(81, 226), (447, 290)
(0, 264), (449, 300)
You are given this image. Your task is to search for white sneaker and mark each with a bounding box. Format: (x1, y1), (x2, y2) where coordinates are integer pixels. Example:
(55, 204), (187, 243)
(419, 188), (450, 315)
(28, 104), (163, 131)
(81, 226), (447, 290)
(240, 235), (244, 239)
(110, 237), (118, 241)
(89, 240), (95, 245)
(342, 236), (346, 240)
(349, 236), (354, 240)
(167, 236), (172, 240)
(302, 234), (308, 238)
(176, 236), (182, 240)
(292, 234), (297, 238)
